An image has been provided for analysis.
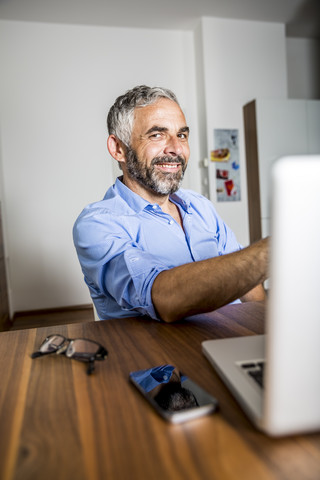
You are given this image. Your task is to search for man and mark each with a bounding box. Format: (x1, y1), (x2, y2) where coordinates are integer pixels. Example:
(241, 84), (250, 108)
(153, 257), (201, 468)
(73, 85), (268, 323)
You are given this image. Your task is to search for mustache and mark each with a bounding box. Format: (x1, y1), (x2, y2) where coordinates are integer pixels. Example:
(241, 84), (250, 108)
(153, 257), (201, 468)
(151, 156), (186, 167)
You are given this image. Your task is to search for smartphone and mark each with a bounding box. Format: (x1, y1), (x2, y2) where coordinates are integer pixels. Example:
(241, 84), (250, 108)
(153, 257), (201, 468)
(129, 364), (219, 423)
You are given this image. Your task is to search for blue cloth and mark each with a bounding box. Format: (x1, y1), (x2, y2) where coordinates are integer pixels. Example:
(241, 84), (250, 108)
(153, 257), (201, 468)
(130, 365), (176, 392)
(73, 177), (242, 320)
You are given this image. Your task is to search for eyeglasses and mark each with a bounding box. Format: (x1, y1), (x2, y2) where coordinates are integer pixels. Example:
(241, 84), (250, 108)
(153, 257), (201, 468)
(31, 334), (108, 375)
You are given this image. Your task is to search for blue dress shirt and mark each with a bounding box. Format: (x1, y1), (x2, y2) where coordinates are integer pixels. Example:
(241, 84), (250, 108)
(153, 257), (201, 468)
(73, 177), (241, 320)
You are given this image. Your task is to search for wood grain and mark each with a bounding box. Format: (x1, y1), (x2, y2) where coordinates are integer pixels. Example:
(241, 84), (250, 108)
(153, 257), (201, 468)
(243, 100), (262, 244)
(0, 302), (319, 480)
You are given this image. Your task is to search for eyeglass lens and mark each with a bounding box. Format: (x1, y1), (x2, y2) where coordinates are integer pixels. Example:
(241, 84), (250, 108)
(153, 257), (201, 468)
(65, 339), (101, 358)
(40, 335), (65, 353)
(40, 335), (102, 357)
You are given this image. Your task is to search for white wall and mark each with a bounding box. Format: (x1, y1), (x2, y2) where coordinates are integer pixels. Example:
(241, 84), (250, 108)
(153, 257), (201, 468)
(199, 17), (288, 246)
(0, 20), (199, 313)
(0, 18), (318, 313)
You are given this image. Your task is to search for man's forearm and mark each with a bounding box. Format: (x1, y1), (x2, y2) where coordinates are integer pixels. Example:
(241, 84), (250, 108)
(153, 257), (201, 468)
(240, 283), (266, 303)
(151, 237), (269, 323)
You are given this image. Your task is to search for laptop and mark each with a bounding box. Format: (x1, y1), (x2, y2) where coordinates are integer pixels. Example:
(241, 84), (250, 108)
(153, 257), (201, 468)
(202, 154), (320, 436)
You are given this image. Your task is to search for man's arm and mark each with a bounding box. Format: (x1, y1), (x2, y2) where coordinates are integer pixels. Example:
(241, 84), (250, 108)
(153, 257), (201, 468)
(151, 237), (269, 323)
(240, 283), (266, 303)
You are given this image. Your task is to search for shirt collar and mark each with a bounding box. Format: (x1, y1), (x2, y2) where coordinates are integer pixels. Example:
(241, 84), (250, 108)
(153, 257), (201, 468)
(170, 190), (191, 213)
(113, 176), (191, 214)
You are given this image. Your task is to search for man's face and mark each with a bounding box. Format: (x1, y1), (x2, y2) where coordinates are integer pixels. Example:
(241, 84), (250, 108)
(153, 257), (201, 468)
(125, 98), (190, 196)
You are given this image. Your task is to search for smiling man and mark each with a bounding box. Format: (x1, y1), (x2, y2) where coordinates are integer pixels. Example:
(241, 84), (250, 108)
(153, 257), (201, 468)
(73, 85), (268, 322)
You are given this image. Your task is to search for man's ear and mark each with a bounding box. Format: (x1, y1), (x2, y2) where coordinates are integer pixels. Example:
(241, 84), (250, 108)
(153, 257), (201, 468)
(107, 135), (127, 166)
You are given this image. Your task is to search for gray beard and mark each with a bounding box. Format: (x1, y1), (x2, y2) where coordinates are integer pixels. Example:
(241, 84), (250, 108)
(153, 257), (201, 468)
(125, 148), (186, 196)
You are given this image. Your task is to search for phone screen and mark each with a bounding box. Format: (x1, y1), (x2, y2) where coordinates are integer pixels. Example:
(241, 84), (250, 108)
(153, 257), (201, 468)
(129, 364), (219, 423)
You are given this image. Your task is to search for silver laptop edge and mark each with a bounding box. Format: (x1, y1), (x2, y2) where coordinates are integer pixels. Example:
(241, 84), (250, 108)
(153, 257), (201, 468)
(202, 335), (265, 427)
(202, 155), (320, 436)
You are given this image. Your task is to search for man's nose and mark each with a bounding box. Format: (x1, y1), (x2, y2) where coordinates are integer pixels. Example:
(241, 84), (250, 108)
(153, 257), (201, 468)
(163, 136), (183, 157)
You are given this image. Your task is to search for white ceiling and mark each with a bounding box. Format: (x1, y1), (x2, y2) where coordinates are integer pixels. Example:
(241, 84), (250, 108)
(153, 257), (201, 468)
(0, 0), (319, 38)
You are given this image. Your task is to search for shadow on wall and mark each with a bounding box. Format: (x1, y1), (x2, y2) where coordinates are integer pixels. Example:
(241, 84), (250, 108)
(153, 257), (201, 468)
(309, 41), (320, 98)
(286, 0), (320, 99)
(9, 241), (87, 314)
(286, 0), (320, 38)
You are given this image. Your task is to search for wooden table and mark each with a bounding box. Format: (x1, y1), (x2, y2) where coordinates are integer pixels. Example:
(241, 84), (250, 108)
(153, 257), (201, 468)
(0, 302), (319, 480)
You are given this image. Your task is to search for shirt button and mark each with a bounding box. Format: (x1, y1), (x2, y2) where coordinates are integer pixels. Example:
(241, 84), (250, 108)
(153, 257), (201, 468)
(169, 220), (174, 225)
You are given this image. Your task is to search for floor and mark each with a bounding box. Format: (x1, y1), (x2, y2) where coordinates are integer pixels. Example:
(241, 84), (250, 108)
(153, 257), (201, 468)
(8, 305), (94, 330)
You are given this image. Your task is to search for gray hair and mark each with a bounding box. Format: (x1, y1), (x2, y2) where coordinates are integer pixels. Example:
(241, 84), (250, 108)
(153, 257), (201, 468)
(107, 85), (179, 147)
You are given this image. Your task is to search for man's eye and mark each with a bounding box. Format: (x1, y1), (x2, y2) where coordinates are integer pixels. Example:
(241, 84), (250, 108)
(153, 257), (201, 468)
(150, 133), (162, 139)
(178, 133), (188, 140)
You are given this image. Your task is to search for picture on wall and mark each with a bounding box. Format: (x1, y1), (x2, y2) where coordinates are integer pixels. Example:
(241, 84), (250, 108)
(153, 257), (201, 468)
(211, 129), (241, 202)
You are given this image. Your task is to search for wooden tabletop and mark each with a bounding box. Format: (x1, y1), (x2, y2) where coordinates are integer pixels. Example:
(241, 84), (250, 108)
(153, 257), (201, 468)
(0, 302), (319, 480)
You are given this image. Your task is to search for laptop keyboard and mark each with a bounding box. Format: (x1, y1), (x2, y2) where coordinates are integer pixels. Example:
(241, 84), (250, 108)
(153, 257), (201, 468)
(239, 360), (265, 388)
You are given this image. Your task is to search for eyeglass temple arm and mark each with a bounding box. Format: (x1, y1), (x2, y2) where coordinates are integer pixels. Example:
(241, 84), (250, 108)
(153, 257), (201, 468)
(86, 359), (95, 375)
(31, 351), (56, 358)
(31, 351), (43, 359)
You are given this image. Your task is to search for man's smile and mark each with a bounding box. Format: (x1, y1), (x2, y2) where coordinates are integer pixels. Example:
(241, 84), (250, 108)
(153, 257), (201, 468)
(152, 155), (185, 173)
(155, 162), (181, 172)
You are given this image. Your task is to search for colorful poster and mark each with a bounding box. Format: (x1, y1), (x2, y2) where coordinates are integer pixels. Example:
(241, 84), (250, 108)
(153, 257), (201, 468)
(211, 129), (241, 202)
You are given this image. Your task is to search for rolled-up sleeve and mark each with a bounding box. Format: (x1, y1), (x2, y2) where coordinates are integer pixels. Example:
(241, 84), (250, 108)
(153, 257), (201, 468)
(73, 208), (168, 320)
(100, 248), (168, 319)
